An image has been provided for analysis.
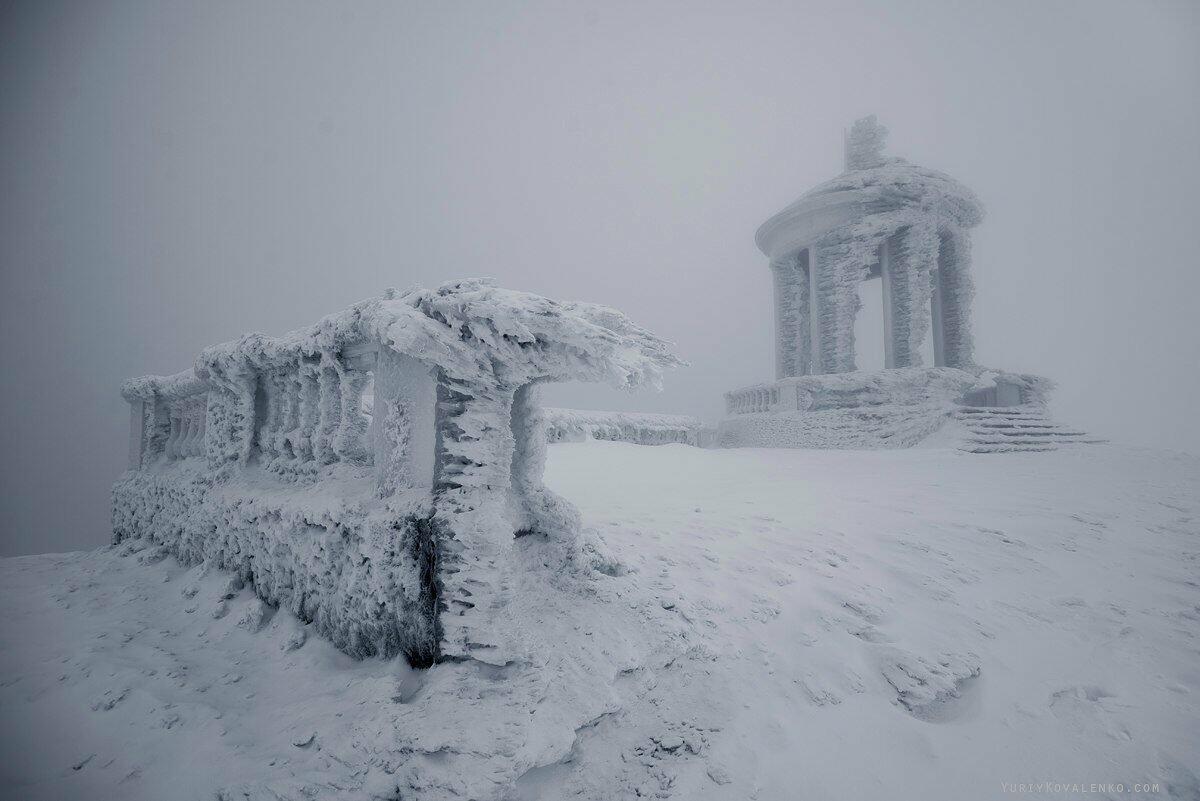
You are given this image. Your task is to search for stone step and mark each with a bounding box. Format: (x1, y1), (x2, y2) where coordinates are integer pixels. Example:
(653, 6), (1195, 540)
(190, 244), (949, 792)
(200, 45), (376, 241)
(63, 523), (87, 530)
(964, 429), (1089, 438)
(967, 439), (1068, 448)
(961, 421), (1053, 429)
(962, 443), (1059, 453)
(955, 405), (1045, 415)
(966, 435), (1101, 446)
(953, 404), (1101, 453)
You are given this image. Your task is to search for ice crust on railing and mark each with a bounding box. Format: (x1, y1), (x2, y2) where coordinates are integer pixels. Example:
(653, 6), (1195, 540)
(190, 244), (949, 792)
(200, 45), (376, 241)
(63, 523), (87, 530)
(114, 279), (683, 666)
(542, 407), (701, 445)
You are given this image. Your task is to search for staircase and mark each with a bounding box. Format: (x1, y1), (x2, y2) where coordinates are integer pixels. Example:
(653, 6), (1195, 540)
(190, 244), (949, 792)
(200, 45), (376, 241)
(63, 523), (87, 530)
(953, 406), (1103, 454)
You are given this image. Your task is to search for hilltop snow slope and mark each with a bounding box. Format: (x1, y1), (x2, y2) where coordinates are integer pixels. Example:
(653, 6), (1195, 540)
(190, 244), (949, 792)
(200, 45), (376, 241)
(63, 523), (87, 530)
(1, 442), (1198, 800)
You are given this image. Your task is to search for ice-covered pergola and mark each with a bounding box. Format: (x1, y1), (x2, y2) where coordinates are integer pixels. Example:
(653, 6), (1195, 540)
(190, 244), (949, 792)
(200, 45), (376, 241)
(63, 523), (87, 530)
(115, 279), (682, 665)
(759, 115), (982, 377)
(719, 117), (1095, 453)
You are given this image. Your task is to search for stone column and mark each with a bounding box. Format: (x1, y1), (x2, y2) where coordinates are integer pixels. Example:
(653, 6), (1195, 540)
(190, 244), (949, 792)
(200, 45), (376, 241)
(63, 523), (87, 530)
(808, 245), (823, 374)
(372, 347), (436, 497)
(127, 400), (145, 469)
(771, 253), (807, 379)
(893, 223), (939, 367)
(936, 227), (976, 368)
(813, 240), (860, 374)
(880, 237), (896, 368)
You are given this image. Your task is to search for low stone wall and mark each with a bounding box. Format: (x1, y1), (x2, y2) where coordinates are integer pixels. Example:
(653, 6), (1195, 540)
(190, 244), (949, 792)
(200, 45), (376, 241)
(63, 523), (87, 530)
(542, 408), (701, 446)
(718, 367), (1051, 449)
(112, 462), (439, 663)
(717, 404), (954, 449)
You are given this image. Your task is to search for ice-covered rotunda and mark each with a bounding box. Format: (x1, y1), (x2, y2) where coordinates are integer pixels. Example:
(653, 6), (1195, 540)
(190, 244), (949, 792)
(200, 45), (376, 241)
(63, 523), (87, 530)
(718, 117), (1096, 452)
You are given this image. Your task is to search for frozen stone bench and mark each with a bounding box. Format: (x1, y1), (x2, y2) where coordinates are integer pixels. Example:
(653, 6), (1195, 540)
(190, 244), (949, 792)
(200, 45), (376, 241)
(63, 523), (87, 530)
(114, 279), (681, 666)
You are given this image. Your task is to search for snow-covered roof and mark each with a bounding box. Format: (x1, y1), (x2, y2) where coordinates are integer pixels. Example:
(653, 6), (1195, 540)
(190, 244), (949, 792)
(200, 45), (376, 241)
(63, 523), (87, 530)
(125, 279), (684, 398)
(794, 161), (982, 226)
(755, 118), (984, 259)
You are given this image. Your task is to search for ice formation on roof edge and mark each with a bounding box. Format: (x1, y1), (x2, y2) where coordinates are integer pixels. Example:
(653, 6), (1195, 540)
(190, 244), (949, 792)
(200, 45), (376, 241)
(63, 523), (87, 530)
(123, 278), (685, 402)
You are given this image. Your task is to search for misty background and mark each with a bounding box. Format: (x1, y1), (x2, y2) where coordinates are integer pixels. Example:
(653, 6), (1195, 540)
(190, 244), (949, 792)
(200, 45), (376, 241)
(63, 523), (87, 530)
(2, 0), (1198, 556)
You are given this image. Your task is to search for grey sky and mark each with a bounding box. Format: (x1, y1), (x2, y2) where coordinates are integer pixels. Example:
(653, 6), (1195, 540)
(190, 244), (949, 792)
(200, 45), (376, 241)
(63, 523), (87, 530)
(2, 0), (1198, 556)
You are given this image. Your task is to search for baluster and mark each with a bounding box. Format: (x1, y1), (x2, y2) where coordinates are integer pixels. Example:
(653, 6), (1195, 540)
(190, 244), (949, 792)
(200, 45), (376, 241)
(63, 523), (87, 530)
(183, 401), (193, 457)
(277, 370), (300, 460)
(296, 360), (320, 462)
(264, 372), (285, 461)
(187, 401), (202, 456)
(167, 407), (182, 459)
(258, 373), (278, 459)
(314, 359), (339, 465)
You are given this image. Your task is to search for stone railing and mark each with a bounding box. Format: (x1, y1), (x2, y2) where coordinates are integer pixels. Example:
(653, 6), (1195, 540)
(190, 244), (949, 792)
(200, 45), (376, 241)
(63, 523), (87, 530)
(122, 371), (209, 468)
(718, 367), (1054, 449)
(723, 367), (1052, 418)
(113, 280), (682, 667)
(541, 407), (701, 446)
(724, 384), (781, 415)
(122, 342), (434, 486)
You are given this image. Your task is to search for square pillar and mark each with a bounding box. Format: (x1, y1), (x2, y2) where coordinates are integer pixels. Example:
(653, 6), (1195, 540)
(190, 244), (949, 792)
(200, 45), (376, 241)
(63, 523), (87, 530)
(880, 238), (896, 369)
(372, 347), (437, 497)
(807, 246), (822, 374)
(127, 400), (145, 470)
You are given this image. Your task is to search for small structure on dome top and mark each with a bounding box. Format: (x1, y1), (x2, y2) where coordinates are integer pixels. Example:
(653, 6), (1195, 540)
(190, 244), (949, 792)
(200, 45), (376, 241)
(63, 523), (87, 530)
(718, 117), (1098, 453)
(114, 279), (683, 666)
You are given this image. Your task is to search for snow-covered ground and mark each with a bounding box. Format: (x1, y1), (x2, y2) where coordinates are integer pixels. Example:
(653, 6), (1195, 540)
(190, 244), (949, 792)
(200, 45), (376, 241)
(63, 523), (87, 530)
(2, 442), (1198, 800)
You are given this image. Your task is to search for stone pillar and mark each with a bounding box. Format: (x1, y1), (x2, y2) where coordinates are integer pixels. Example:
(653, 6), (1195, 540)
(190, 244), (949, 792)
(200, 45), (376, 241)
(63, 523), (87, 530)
(936, 227), (976, 368)
(431, 375), (518, 663)
(808, 245), (823, 374)
(880, 237), (896, 369)
(893, 223), (938, 367)
(771, 253), (807, 379)
(127, 401), (145, 469)
(813, 240), (860, 374)
(372, 347), (437, 498)
(334, 365), (372, 465)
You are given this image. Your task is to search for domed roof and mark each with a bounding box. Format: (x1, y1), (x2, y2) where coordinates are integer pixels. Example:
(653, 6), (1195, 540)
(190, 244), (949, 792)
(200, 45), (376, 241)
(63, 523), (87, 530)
(755, 117), (984, 260)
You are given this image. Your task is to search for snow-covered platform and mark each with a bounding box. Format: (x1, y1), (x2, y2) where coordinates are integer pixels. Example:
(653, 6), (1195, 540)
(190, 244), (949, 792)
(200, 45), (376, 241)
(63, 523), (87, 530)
(719, 366), (1097, 452)
(4, 442), (1197, 800)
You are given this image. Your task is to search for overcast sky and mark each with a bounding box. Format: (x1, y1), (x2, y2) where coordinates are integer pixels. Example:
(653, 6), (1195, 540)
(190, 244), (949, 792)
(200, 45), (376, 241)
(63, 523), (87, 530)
(2, 0), (1198, 556)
